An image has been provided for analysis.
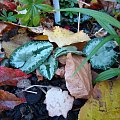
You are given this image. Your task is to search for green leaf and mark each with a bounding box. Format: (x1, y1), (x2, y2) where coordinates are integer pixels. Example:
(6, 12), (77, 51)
(94, 68), (120, 83)
(10, 41), (53, 74)
(38, 56), (58, 80)
(19, 0), (29, 4)
(32, 6), (40, 26)
(14, 14), (24, 18)
(97, 19), (120, 45)
(2, 10), (7, 17)
(54, 46), (82, 58)
(35, 4), (53, 12)
(72, 35), (118, 76)
(21, 8), (32, 25)
(7, 16), (17, 22)
(57, 8), (120, 28)
(8, 12), (13, 17)
(116, 0), (120, 3)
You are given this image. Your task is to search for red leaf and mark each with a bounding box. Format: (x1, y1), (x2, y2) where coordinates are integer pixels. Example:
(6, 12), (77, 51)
(0, 66), (31, 86)
(0, 90), (26, 112)
(3, 1), (16, 10)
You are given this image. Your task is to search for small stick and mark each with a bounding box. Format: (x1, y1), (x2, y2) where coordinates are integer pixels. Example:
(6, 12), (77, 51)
(77, 0), (90, 32)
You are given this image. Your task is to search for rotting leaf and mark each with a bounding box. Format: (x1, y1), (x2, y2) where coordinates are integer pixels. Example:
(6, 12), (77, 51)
(78, 78), (120, 120)
(65, 53), (92, 99)
(0, 66), (31, 86)
(43, 26), (90, 47)
(0, 90), (25, 112)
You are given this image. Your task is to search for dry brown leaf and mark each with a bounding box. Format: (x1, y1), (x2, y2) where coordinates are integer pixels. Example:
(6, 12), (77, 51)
(28, 26), (43, 34)
(78, 79), (120, 120)
(36, 69), (43, 81)
(2, 30), (30, 57)
(33, 35), (48, 40)
(0, 22), (15, 36)
(43, 26), (90, 47)
(65, 53), (92, 99)
(71, 42), (87, 51)
(55, 67), (65, 78)
(58, 55), (67, 65)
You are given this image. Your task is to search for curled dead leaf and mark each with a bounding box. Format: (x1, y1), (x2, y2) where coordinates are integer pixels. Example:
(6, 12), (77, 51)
(65, 53), (92, 99)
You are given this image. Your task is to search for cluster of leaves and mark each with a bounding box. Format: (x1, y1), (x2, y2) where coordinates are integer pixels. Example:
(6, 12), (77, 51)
(0, 66), (30, 112)
(0, 10), (17, 22)
(10, 41), (82, 80)
(17, 0), (53, 26)
(57, 7), (120, 82)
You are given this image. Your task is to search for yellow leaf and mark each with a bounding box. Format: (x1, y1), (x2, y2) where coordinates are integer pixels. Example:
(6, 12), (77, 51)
(43, 26), (90, 47)
(78, 79), (120, 120)
(33, 35), (48, 41)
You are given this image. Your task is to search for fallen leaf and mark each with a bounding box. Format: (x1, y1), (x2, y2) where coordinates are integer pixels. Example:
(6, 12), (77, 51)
(71, 42), (87, 51)
(0, 22), (15, 36)
(55, 67), (65, 78)
(43, 26), (90, 47)
(78, 79), (120, 120)
(65, 53), (92, 99)
(58, 55), (67, 65)
(28, 26), (43, 34)
(36, 69), (43, 81)
(0, 66), (31, 86)
(33, 35), (48, 41)
(2, 29), (30, 57)
(45, 87), (74, 118)
(0, 90), (25, 112)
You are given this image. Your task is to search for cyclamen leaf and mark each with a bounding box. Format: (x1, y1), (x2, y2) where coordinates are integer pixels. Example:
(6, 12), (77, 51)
(38, 56), (58, 80)
(83, 38), (118, 70)
(54, 46), (83, 58)
(0, 90), (26, 112)
(10, 41), (53, 74)
(0, 66), (31, 86)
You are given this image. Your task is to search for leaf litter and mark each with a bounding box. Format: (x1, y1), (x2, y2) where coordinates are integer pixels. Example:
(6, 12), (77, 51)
(0, 1), (120, 119)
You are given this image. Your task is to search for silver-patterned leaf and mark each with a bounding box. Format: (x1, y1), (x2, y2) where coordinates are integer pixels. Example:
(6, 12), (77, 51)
(54, 46), (82, 58)
(10, 41), (53, 74)
(38, 56), (58, 80)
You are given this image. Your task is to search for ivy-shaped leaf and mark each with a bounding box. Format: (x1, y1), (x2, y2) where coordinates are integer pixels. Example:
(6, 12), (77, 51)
(54, 46), (82, 58)
(10, 41), (53, 74)
(38, 56), (58, 80)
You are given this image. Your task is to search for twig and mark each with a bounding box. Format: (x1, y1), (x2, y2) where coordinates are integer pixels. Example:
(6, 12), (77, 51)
(77, 0), (90, 32)
(23, 85), (53, 94)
